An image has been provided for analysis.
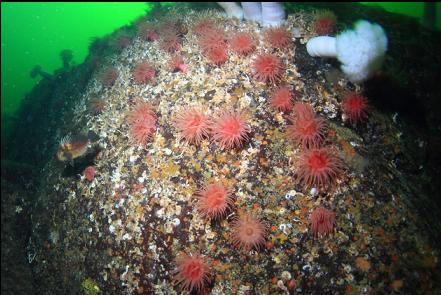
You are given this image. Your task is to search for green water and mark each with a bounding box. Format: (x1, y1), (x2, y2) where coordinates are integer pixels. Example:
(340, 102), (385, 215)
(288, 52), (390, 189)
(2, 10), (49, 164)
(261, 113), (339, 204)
(1, 2), (152, 116)
(361, 2), (439, 24)
(1, 2), (440, 137)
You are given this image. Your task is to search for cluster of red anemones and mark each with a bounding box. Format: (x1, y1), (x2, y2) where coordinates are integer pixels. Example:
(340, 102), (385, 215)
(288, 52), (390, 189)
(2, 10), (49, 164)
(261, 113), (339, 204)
(173, 106), (211, 144)
(173, 149), (269, 291)
(158, 21), (186, 54)
(173, 106), (250, 150)
(280, 99), (343, 238)
(296, 147), (345, 190)
(253, 27), (291, 85)
(100, 67), (118, 87)
(283, 101), (346, 192)
(174, 252), (211, 293)
(197, 27), (229, 66)
(310, 206), (336, 236)
(132, 61), (156, 84)
(169, 54), (188, 73)
(229, 32), (257, 56)
(206, 46), (229, 66)
(160, 31), (182, 53)
(263, 26), (292, 49)
(269, 86), (294, 112)
(114, 13), (378, 293)
(230, 212), (267, 251)
(197, 27), (226, 52)
(314, 10), (337, 36)
(196, 181), (233, 220)
(138, 23), (159, 41)
(193, 20), (288, 86)
(210, 109), (251, 150)
(341, 92), (369, 124)
(286, 102), (328, 149)
(126, 101), (157, 145)
(193, 180), (266, 251)
(192, 18), (217, 36)
(194, 21), (260, 66)
(172, 176), (268, 292)
(253, 53), (284, 84)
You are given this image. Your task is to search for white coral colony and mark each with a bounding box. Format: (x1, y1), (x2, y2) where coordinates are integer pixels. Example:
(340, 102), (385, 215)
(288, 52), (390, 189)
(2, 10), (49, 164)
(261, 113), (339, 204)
(218, 2), (286, 27)
(306, 20), (388, 83)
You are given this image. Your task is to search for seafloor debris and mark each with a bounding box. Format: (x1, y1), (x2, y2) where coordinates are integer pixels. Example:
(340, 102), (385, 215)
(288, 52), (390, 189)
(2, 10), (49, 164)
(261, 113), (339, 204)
(29, 7), (439, 295)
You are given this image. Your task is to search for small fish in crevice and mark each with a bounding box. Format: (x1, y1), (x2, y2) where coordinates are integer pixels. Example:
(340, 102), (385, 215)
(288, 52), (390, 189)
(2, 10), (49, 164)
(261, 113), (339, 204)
(56, 131), (99, 166)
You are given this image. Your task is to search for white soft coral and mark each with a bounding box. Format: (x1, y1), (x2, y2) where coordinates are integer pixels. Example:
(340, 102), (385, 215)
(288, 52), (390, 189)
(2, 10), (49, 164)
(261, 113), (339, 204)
(307, 20), (388, 83)
(217, 2), (286, 27)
